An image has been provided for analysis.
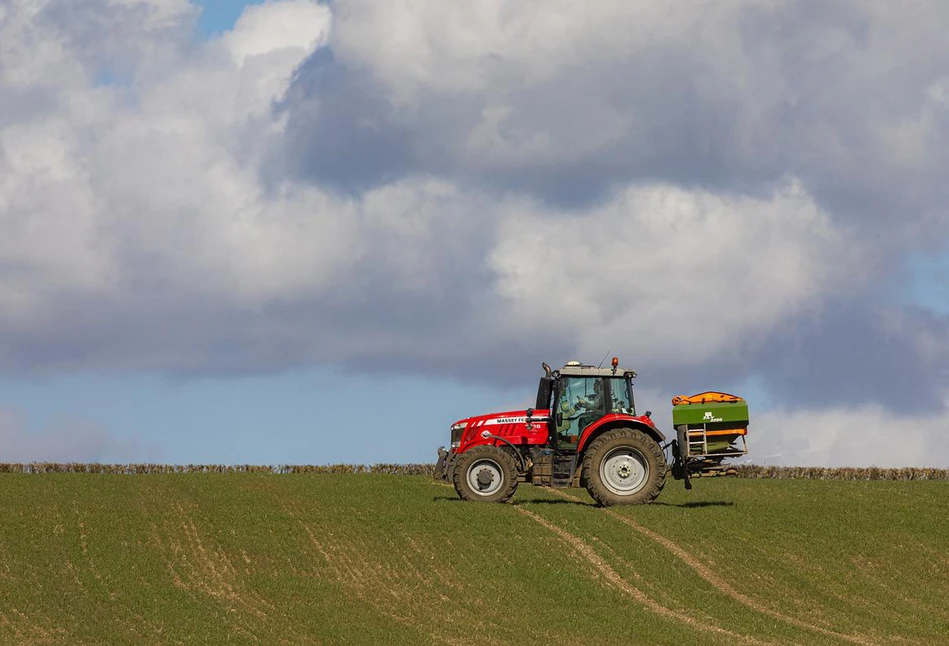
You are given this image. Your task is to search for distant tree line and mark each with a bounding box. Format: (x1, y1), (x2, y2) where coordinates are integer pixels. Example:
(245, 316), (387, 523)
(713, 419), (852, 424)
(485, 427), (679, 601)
(734, 465), (949, 480)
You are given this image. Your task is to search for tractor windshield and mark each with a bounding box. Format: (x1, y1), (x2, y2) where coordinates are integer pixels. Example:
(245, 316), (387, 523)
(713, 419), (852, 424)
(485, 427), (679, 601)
(555, 376), (637, 450)
(609, 377), (635, 415)
(556, 377), (602, 448)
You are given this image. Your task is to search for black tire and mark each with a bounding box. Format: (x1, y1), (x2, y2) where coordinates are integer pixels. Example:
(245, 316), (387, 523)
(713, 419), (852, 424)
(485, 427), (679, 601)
(583, 428), (666, 506)
(452, 445), (519, 503)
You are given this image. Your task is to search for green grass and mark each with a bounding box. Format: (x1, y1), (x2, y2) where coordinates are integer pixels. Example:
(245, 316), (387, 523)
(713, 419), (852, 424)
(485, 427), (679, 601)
(0, 474), (945, 644)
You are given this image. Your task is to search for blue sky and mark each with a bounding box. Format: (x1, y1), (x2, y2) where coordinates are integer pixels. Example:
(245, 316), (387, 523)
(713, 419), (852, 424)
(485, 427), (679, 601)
(1, 0), (948, 468)
(0, 370), (520, 464)
(196, 0), (263, 35)
(904, 252), (949, 315)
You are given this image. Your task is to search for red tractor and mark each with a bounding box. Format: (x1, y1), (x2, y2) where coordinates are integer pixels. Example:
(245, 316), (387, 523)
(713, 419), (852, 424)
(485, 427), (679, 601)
(436, 359), (670, 506)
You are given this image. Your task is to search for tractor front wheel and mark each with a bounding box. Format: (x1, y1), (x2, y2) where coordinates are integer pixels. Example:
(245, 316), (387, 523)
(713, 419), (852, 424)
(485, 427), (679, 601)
(583, 428), (666, 506)
(453, 445), (519, 503)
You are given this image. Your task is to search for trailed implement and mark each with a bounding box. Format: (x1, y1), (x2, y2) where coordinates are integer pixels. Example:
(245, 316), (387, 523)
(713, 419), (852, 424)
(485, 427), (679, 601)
(670, 392), (749, 489)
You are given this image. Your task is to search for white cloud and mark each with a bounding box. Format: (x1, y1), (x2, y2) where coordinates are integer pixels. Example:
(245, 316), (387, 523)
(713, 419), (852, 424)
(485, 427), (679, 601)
(750, 402), (949, 468)
(488, 180), (847, 366)
(224, 0), (331, 66)
(0, 0), (341, 313)
(330, 0), (761, 99)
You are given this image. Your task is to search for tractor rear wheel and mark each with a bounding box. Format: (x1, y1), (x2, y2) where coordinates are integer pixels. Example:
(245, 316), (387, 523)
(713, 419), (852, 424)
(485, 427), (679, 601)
(582, 428), (666, 506)
(453, 445), (519, 503)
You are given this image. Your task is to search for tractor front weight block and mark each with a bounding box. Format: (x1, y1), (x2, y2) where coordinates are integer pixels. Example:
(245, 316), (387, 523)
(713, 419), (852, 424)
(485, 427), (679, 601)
(435, 447), (453, 482)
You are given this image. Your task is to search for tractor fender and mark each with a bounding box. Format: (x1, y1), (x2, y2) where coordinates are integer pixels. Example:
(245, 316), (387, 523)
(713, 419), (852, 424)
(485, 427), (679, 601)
(576, 414), (666, 454)
(456, 437), (528, 473)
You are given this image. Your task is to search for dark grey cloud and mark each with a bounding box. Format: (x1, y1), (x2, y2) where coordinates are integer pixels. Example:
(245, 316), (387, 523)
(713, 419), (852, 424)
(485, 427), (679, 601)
(36, 0), (200, 75)
(278, 50), (420, 194)
(279, 0), (949, 231)
(279, 39), (757, 207)
(755, 300), (949, 412)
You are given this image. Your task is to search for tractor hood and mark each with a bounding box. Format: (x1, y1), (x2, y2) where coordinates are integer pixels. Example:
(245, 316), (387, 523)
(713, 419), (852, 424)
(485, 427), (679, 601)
(450, 409), (551, 451)
(452, 409), (551, 429)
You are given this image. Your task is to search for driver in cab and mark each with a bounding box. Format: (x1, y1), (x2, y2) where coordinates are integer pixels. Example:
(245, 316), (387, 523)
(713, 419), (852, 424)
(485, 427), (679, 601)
(576, 380), (606, 412)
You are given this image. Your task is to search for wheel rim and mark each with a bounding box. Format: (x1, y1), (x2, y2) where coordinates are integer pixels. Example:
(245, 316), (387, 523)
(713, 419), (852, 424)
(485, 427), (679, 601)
(465, 459), (504, 496)
(599, 447), (648, 495)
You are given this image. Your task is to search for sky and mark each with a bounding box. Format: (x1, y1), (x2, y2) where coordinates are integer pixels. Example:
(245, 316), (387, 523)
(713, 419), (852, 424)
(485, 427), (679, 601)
(1, 0), (948, 468)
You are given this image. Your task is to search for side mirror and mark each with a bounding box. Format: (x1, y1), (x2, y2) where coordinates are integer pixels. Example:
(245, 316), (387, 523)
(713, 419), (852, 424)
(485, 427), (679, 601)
(556, 412), (563, 425)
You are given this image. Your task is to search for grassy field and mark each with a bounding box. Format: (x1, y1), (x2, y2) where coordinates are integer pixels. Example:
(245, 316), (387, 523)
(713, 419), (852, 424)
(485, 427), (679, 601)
(0, 474), (945, 645)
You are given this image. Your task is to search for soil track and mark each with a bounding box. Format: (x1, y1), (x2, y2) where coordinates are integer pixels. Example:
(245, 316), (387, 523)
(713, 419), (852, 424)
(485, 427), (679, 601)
(301, 525), (473, 645)
(514, 506), (772, 645)
(0, 609), (68, 645)
(148, 499), (312, 644)
(277, 488), (503, 646)
(547, 489), (884, 646)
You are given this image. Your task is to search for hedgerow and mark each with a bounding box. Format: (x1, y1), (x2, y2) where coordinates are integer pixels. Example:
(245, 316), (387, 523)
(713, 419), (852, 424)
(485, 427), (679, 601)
(733, 465), (949, 480)
(0, 462), (437, 475)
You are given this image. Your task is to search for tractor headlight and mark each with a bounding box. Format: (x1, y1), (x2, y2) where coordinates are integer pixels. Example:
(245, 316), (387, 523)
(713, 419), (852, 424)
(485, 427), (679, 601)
(450, 422), (465, 448)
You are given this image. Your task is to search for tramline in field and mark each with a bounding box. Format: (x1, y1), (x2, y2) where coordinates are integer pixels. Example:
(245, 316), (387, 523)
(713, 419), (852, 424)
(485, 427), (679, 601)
(435, 358), (750, 505)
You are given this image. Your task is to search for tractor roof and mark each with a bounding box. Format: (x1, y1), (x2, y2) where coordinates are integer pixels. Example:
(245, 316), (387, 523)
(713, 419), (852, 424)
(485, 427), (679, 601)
(558, 361), (637, 378)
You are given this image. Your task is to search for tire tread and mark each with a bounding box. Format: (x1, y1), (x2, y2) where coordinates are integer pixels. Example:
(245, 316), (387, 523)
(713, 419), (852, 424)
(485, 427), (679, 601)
(582, 428), (666, 506)
(452, 445), (519, 503)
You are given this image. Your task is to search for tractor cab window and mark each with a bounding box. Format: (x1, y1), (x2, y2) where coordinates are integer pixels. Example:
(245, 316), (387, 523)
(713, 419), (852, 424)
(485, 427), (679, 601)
(556, 377), (606, 449)
(609, 378), (635, 415)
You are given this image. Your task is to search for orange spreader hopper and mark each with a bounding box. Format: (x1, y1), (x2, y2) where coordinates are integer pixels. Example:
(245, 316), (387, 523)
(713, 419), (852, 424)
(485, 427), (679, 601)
(671, 391), (745, 406)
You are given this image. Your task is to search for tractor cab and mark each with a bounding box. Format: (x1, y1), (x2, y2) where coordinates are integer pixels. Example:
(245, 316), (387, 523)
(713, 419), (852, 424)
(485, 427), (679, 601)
(535, 359), (648, 451)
